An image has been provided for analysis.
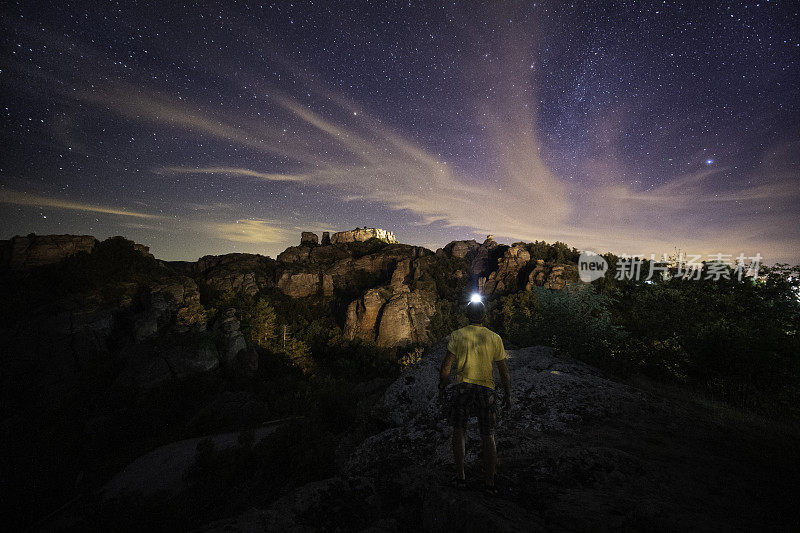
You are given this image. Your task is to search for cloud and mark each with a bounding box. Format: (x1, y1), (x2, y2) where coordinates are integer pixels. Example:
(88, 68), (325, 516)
(210, 219), (292, 243)
(29, 7), (796, 263)
(0, 188), (161, 219)
(156, 166), (307, 183)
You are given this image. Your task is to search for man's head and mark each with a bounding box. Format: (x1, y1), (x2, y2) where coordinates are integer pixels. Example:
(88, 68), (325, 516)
(466, 301), (486, 324)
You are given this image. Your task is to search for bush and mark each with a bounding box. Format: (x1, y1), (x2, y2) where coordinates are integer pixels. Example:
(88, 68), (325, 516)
(500, 282), (624, 362)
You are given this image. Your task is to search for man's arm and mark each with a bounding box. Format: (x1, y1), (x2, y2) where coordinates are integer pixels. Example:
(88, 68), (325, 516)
(496, 359), (512, 409)
(439, 350), (457, 392)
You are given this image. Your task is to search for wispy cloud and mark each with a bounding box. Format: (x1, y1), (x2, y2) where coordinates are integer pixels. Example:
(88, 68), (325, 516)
(156, 166), (307, 182)
(0, 188), (161, 219)
(210, 219), (292, 243)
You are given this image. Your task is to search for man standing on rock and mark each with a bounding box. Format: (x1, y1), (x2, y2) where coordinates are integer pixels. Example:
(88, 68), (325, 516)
(439, 298), (511, 494)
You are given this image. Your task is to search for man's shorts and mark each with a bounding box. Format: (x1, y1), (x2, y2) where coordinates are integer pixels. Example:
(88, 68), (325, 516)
(449, 382), (497, 436)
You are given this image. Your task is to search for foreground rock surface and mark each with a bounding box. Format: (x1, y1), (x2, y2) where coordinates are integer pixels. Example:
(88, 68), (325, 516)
(202, 344), (800, 532)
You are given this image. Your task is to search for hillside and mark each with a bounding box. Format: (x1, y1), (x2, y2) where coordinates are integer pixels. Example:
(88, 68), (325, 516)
(0, 232), (798, 530)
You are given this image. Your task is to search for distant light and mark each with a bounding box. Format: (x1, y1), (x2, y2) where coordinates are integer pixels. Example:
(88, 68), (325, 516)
(706, 159), (714, 165)
(470, 293), (483, 303)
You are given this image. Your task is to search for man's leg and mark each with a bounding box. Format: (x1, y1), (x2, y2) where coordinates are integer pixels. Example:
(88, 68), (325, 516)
(477, 386), (498, 487)
(453, 426), (466, 480)
(481, 433), (497, 486)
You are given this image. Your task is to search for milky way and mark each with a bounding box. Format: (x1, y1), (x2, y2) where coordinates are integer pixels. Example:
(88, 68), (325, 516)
(1, 1), (798, 262)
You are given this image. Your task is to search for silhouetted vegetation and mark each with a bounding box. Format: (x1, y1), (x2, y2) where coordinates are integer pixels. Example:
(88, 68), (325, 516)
(495, 261), (800, 416)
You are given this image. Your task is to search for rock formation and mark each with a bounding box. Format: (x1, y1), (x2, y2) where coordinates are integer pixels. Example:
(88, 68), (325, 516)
(214, 308), (257, 377)
(277, 271), (333, 298)
(525, 259), (547, 289)
(0, 234), (157, 269)
(330, 227), (398, 244)
(300, 231), (319, 246)
(442, 239), (480, 260)
(0, 234), (96, 269)
(188, 253), (275, 296)
(469, 235), (502, 278)
(344, 258), (437, 347)
(479, 243), (531, 296)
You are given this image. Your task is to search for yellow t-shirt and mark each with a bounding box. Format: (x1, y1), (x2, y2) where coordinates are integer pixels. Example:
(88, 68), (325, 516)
(447, 325), (506, 389)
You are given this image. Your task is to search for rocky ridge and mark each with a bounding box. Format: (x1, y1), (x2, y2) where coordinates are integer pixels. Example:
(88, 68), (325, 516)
(0, 231), (581, 391)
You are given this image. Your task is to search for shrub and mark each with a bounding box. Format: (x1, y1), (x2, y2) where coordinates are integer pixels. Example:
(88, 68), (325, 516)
(500, 282), (624, 362)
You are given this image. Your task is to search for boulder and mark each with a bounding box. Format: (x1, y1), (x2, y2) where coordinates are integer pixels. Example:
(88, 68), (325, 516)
(470, 236), (501, 278)
(345, 282), (437, 348)
(480, 244), (531, 296)
(345, 287), (391, 340)
(278, 272), (321, 298)
(191, 253), (273, 296)
(442, 239), (479, 260)
(375, 287), (437, 347)
(321, 231), (331, 245)
(300, 231), (319, 246)
(277, 245), (311, 264)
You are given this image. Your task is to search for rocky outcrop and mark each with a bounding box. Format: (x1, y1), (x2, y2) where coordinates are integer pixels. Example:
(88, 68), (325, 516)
(344, 287), (391, 342)
(525, 259), (547, 289)
(309, 244), (350, 264)
(277, 271), (333, 298)
(470, 235), (502, 278)
(479, 243), (531, 296)
(376, 287), (437, 346)
(0, 234), (156, 269)
(190, 253), (275, 297)
(208, 343), (784, 531)
(544, 265), (567, 289)
(133, 277), (206, 341)
(331, 227), (397, 244)
(214, 309), (249, 370)
(344, 259), (437, 347)
(102, 423), (283, 500)
(199, 344), (665, 530)
(277, 245), (311, 264)
(442, 239), (480, 260)
(321, 231), (331, 245)
(0, 234), (97, 269)
(301, 231), (319, 246)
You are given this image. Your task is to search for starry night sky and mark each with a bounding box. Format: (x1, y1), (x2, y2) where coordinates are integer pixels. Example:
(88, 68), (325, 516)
(1, 1), (798, 262)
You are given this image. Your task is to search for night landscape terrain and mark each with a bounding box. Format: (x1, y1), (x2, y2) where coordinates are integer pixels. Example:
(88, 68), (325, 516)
(1, 1), (799, 531)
